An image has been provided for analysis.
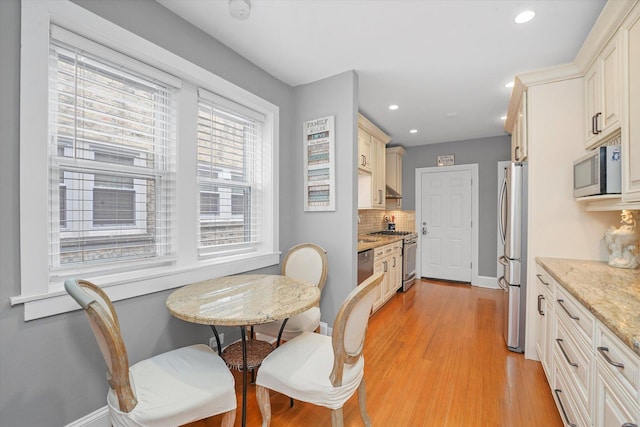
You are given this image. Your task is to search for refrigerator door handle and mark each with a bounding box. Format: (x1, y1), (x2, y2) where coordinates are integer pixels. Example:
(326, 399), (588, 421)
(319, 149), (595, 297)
(498, 174), (507, 245)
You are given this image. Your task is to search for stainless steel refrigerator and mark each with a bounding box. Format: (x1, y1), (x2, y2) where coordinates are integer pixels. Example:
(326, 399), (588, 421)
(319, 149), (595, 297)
(498, 162), (528, 353)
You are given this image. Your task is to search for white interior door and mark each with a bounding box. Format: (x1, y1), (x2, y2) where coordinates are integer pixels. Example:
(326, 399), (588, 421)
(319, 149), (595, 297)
(419, 168), (472, 282)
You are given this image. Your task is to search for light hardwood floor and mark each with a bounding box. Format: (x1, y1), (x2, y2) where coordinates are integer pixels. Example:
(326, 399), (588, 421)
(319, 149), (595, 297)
(188, 279), (563, 427)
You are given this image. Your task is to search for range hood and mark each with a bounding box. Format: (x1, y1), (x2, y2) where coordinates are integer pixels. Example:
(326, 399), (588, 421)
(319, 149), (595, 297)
(385, 185), (402, 199)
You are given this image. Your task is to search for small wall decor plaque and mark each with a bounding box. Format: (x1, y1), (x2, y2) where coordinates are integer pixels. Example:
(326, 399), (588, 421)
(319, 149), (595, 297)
(437, 154), (455, 167)
(303, 115), (335, 211)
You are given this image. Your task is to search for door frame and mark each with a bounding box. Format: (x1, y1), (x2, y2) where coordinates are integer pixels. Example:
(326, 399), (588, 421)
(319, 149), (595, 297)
(415, 164), (480, 286)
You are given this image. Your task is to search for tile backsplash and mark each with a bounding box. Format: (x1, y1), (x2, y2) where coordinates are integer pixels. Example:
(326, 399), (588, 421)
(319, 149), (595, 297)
(358, 209), (416, 234)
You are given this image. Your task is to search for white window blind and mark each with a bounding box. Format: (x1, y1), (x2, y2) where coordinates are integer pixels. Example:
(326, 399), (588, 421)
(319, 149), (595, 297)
(48, 36), (177, 277)
(197, 90), (263, 257)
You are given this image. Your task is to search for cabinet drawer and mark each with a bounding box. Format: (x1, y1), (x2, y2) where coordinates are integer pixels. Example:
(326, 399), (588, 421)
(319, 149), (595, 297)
(374, 244), (389, 258)
(374, 242), (399, 259)
(554, 356), (591, 427)
(595, 356), (640, 427)
(596, 324), (640, 405)
(555, 285), (595, 346)
(556, 316), (593, 412)
(535, 266), (555, 296)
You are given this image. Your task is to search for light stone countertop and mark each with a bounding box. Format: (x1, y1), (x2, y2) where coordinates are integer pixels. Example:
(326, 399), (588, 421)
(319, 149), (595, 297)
(357, 234), (405, 253)
(536, 257), (640, 357)
(166, 274), (320, 326)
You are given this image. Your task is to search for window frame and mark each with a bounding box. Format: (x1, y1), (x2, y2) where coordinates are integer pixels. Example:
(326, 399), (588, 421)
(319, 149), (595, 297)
(13, 0), (280, 320)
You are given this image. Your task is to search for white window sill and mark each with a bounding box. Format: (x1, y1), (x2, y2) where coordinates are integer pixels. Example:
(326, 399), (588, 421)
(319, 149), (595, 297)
(11, 252), (279, 321)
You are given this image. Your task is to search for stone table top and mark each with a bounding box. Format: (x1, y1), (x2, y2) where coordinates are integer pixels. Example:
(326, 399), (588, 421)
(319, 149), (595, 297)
(536, 257), (640, 357)
(166, 274), (320, 327)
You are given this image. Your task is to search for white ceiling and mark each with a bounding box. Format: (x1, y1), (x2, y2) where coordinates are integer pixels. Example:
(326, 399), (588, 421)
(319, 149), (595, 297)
(157, 0), (606, 147)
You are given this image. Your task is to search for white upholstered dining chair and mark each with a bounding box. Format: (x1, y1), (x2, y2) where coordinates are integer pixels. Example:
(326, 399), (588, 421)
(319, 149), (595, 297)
(254, 243), (328, 342)
(255, 272), (384, 427)
(64, 278), (237, 427)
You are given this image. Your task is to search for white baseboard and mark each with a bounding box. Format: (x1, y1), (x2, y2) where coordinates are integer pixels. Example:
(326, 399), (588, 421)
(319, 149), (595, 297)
(473, 275), (499, 289)
(319, 321), (332, 336)
(65, 406), (110, 427)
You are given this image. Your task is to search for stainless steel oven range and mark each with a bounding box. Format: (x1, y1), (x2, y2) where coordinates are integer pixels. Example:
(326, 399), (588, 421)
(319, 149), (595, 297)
(368, 231), (418, 291)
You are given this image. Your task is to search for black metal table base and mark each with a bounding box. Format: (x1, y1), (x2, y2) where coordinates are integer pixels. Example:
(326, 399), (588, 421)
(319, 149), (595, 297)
(210, 319), (289, 427)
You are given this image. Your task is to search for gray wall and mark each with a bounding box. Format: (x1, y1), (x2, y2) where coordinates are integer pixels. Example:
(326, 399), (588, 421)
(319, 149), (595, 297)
(399, 135), (511, 277)
(0, 0), (303, 425)
(292, 71), (359, 324)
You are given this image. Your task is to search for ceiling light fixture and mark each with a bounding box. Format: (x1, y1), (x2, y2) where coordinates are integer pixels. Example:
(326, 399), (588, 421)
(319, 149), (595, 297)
(410, 129), (418, 134)
(229, 0), (251, 20)
(515, 10), (535, 24)
(388, 104), (399, 111)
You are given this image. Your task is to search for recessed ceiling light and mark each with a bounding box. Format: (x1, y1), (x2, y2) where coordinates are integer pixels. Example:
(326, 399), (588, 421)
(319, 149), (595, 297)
(388, 105), (399, 111)
(515, 10), (535, 24)
(500, 115), (507, 121)
(229, 0), (251, 20)
(505, 81), (515, 88)
(446, 113), (458, 118)
(409, 129), (418, 134)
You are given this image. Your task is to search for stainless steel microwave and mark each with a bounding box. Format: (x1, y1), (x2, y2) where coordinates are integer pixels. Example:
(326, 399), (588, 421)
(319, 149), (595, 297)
(573, 145), (621, 198)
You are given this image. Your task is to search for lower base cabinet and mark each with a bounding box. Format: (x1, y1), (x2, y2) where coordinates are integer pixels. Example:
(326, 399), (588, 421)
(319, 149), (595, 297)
(595, 361), (640, 427)
(537, 261), (640, 427)
(372, 241), (402, 312)
(554, 356), (591, 427)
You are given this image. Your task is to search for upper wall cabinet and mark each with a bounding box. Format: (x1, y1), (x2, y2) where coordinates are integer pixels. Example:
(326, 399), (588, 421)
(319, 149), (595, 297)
(385, 146), (405, 210)
(511, 91), (528, 162)
(622, 4), (640, 202)
(357, 113), (391, 210)
(504, 83), (527, 162)
(584, 33), (621, 148)
(358, 128), (372, 173)
(571, 1), (640, 211)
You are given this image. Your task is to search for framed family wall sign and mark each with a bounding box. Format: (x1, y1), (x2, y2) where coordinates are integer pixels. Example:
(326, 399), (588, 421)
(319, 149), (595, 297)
(303, 115), (335, 211)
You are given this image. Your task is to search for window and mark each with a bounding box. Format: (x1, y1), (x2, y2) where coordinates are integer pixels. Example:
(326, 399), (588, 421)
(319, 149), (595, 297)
(197, 90), (263, 258)
(16, 0), (279, 320)
(48, 34), (175, 273)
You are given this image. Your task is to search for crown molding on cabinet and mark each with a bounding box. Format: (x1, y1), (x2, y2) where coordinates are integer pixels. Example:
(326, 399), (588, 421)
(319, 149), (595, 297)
(504, 63), (582, 133)
(505, 0), (639, 135)
(574, 0), (638, 73)
(358, 112), (392, 145)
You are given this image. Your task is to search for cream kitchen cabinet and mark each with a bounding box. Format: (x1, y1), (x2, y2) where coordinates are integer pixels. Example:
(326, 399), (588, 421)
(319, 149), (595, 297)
(622, 4), (640, 203)
(535, 267), (555, 379)
(577, 3), (640, 210)
(511, 91), (528, 162)
(553, 283), (595, 426)
(372, 136), (386, 209)
(358, 128), (372, 173)
(537, 259), (640, 427)
(372, 241), (401, 313)
(595, 365), (640, 427)
(357, 113), (391, 210)
(595, 324), (640, 427)
(584, 33), (621, 149)
(385, 146), (404, 210)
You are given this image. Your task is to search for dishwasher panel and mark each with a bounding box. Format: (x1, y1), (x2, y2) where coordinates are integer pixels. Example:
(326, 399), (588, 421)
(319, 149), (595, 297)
(357, 249), (374, 285)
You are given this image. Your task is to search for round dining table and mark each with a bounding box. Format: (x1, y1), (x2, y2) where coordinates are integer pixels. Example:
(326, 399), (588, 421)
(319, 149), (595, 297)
(166, 274), (321, 427)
